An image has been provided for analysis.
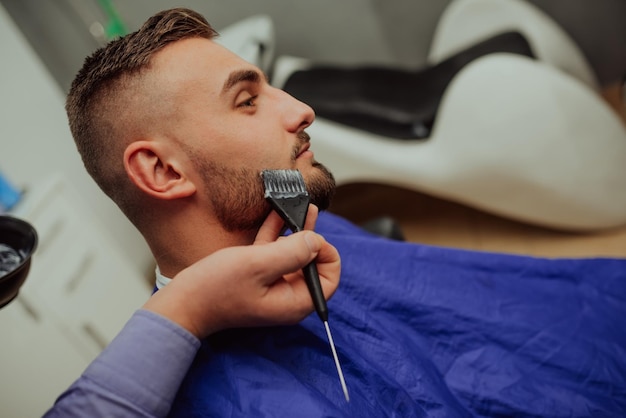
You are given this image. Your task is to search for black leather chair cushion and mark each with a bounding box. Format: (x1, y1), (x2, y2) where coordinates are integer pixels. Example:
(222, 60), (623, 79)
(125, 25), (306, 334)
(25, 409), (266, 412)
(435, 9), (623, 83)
(282, 31), (534, 140)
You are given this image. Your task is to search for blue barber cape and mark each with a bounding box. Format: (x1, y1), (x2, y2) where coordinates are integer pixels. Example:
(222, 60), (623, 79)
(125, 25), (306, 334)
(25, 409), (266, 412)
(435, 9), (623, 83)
(168, 212), (626, 417)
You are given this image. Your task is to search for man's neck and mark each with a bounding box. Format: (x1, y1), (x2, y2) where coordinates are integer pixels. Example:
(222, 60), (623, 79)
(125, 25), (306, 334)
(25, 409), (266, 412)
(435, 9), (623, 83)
(150, 222), (257, 279)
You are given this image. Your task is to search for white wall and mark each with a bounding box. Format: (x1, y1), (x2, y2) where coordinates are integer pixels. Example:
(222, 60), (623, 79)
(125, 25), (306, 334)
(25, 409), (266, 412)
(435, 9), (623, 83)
(0, 4), (153, 275)
(3, 0), (624, 93)
(1, 0), (452, 93)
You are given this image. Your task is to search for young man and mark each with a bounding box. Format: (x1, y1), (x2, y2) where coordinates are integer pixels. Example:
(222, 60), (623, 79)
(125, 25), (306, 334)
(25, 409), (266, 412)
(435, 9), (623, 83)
(65, 7), (335, 282)
(65, 7), (626, 417)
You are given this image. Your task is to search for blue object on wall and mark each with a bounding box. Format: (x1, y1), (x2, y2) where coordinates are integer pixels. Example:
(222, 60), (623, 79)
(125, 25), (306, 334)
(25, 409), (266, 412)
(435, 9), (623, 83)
(0, 171), (21, 213)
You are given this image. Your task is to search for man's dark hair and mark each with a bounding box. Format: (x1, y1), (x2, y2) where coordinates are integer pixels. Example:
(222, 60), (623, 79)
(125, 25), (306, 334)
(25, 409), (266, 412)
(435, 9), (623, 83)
(66, 8), (218, 223)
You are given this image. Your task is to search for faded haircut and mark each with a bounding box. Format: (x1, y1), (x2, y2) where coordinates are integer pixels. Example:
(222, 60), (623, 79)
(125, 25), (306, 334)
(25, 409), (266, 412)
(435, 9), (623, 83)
(65, 8), (218, 225)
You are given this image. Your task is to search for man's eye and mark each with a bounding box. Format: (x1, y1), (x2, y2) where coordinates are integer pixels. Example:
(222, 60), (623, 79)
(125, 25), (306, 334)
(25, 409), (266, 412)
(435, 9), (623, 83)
(238, 96), (257, 107)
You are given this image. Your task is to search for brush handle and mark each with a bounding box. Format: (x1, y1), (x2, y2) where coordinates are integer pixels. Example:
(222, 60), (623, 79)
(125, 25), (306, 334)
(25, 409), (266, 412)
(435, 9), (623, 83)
(303, 261), (328, 322)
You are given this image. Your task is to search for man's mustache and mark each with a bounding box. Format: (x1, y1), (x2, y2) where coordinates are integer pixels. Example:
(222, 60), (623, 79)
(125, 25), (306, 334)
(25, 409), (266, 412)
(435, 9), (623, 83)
(292, 131), (311, 161)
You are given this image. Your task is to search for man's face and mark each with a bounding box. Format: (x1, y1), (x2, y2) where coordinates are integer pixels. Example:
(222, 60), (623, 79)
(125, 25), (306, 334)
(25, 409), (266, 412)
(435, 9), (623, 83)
(151, 37), (335, 231)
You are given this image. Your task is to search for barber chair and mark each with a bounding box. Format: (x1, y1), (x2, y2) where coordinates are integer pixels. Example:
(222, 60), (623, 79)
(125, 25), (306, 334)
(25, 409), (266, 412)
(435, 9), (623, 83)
(216, 14), (275, 74)
(427, 0), (598, 88)
(271, 0), (626, 231)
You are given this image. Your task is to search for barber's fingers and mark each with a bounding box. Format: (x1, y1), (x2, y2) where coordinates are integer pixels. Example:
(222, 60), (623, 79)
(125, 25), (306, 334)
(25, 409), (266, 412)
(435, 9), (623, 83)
(254, 210), (285, 244)
(254, 204), (320, 245)
(146, 231), (341, 337)
(245, 231), (341, 320)
(247, 230), (334, 285)
(308, 231), (341, 290)
(303, 204), (319, 231)
(201, 231), (339, 325)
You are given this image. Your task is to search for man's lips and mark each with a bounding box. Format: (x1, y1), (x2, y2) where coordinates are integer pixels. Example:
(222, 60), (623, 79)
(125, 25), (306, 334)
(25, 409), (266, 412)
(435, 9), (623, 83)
(296, 143), (311, 158)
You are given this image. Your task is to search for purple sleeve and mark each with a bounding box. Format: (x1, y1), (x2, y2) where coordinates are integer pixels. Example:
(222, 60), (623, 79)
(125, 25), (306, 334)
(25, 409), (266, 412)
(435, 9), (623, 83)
(43, 309), (201, 418)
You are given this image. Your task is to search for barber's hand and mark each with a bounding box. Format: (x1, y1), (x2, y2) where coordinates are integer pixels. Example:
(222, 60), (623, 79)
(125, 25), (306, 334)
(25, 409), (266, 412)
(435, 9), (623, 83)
(142, 205), (341, 338)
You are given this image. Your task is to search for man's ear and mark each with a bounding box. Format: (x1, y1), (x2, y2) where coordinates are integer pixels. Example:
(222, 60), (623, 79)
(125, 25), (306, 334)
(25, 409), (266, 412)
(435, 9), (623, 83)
(124, 141), (196, 200)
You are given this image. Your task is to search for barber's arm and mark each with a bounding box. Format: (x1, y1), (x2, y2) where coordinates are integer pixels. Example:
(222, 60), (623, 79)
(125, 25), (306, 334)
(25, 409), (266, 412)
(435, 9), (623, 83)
(43, 208), (340, 418)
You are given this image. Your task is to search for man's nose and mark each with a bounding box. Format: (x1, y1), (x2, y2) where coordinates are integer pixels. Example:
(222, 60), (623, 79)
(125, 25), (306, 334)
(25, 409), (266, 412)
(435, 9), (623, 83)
(275, 87), (315, 132)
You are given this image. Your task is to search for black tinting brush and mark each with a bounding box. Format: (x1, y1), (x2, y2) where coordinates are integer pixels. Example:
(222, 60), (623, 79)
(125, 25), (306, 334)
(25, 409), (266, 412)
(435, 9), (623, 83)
(261, 169), (349, 402)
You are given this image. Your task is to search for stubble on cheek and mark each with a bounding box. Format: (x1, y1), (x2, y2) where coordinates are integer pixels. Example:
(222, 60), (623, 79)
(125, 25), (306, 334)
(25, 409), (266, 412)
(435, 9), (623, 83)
(209, 167), (271, 232)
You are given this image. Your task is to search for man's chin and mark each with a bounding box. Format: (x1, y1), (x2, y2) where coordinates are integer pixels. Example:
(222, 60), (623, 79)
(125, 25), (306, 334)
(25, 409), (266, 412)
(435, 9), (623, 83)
(306, 162), (336, 211)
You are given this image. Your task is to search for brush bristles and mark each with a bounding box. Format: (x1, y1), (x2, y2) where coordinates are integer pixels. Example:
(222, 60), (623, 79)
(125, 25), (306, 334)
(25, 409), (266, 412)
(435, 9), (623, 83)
(262, 169), (308, 197)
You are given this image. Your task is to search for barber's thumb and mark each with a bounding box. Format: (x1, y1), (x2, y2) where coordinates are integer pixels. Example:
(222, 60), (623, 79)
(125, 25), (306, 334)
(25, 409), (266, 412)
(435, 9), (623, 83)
(302, 231), (323, 254)
(265, 230), (324, 274)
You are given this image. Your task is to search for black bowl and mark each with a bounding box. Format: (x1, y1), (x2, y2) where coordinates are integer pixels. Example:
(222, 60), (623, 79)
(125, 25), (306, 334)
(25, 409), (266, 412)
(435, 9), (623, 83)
(0, 215), (38, 309)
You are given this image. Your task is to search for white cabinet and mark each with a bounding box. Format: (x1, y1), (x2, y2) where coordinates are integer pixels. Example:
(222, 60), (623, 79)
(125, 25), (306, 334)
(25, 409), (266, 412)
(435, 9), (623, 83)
(0, 174), (152, 417)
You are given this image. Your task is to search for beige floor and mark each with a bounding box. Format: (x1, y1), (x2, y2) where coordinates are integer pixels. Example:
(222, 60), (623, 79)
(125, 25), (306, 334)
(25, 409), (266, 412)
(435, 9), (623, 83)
(329, 182), (626, 259)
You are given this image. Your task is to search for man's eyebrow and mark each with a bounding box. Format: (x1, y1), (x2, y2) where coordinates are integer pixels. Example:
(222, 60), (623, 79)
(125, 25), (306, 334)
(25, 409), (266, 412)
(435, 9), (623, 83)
(221, 69), (267, 95)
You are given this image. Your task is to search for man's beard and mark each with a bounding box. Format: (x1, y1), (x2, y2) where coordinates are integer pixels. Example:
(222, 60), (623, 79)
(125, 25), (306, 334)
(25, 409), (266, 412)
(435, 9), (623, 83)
(304, 161), (336, 212)
(190, 150), (335, 233)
